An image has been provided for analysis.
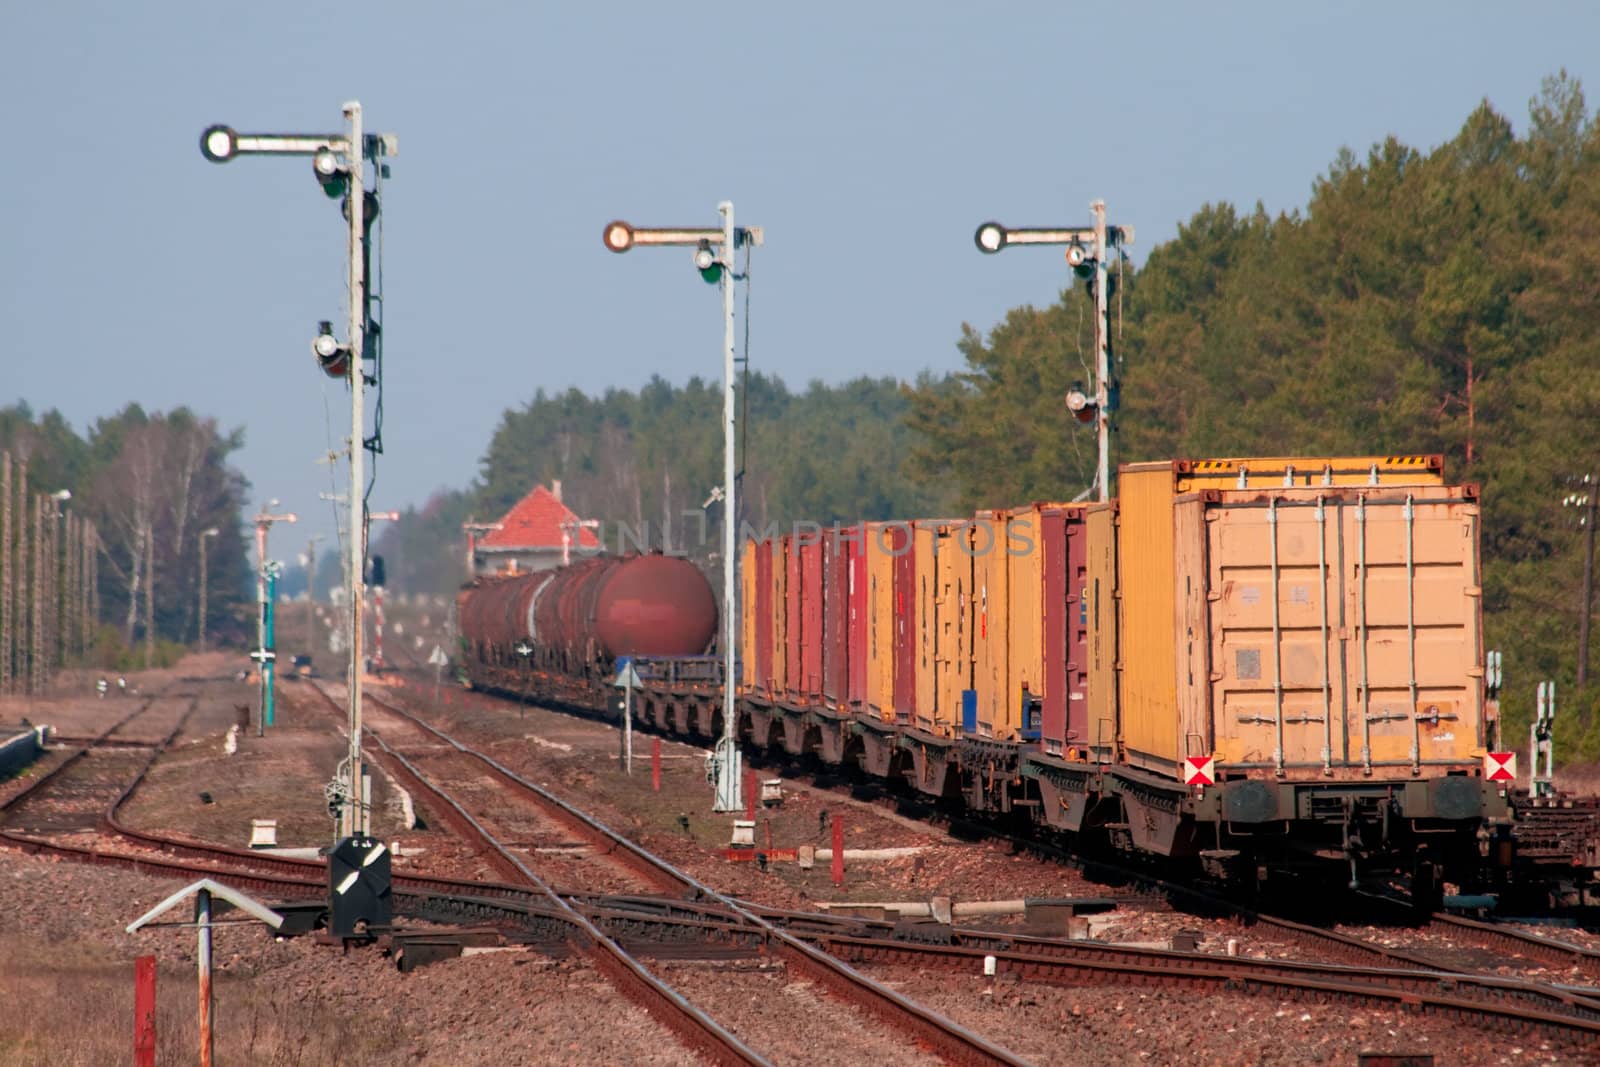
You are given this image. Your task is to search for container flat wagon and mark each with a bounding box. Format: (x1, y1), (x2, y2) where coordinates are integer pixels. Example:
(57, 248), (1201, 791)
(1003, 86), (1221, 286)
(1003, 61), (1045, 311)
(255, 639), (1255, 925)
(459, 455), (1522, 900)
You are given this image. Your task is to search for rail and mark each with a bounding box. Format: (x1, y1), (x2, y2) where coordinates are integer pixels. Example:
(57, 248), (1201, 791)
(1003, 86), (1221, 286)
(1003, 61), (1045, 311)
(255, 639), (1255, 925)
(342, 680), (1029, 1066)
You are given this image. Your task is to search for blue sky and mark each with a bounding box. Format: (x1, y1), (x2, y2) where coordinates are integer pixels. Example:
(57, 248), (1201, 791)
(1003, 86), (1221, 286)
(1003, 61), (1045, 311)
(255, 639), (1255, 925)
(3, 3), (1596, 548)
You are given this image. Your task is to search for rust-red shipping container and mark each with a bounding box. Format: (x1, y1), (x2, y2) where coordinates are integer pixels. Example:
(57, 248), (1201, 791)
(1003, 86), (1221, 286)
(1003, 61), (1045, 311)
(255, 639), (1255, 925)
(754, 539), (773, 694)
(891, 522), (916, 724)
(1034, 505), (1091, 758)
(823, 529), (850, 706)
(784, 535), (802, 700)
(798, 534), (824, 702)
(846, 528), (868, 708)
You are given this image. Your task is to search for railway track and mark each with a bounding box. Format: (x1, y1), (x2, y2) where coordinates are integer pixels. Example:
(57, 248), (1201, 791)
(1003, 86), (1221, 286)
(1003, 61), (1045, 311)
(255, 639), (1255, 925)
(1427, 911), (1600, 981)
(391, 670), (1600, 985)
(307, 678), (1029, 1066)
(3, 674), (1599, 1056)
(1, 690), (190, 839)
(344, 678), (1600, 1052)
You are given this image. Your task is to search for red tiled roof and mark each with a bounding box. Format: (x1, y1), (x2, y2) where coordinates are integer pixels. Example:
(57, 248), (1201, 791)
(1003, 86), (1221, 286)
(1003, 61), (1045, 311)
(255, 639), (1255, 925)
(479, 486), (600, 551)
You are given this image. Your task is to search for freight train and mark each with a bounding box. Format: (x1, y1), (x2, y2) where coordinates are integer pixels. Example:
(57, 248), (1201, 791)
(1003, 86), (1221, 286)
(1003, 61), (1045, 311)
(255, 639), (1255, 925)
(457, 455), (1570, 901)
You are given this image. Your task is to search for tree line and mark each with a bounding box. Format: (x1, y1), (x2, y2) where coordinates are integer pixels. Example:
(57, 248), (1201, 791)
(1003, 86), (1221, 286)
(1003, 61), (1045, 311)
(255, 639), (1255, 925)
(0, 402), (253, 683)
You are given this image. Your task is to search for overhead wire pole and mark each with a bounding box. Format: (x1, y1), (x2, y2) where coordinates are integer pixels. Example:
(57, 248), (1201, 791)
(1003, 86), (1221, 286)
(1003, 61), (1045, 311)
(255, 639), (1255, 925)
(602, 207), (763, 813)
(198, 527), (218, 654)
(199, 103), (397, 839)
(13, 460), (26, 697)
(973, 202), (1134, 501)
(87, 521), (98, 650)
(1, 451), (9, 697)
(84, 521), (97, 654)
(304, 532), (324, 661)
(31, 495), (42, 695)
(48, 493), (69, 679)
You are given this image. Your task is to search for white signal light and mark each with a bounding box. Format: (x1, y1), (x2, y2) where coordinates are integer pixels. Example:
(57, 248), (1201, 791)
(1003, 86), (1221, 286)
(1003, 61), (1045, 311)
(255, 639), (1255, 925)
(974, 222), (1006, 254)
(200, 124), (238, 163)
(602, 220), (635, 253)
(1065, 388), (1096, 424)
(312, 146), (343, 178)
(693, 243), (717, 271)
(311, 320), (350, 378)
(1065, 241), (1088, 268)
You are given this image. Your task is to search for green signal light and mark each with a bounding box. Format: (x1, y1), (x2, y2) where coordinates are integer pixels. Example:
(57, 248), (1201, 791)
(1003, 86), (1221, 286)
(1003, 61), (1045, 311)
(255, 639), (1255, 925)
(321, 175), (349, 199)
(699, 263), (723, 285)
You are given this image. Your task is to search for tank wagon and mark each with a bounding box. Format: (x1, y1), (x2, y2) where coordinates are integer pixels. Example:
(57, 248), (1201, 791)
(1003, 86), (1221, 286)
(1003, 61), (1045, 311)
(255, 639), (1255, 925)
(459, 456), (1529, 899)
(458, 553), (720, 708)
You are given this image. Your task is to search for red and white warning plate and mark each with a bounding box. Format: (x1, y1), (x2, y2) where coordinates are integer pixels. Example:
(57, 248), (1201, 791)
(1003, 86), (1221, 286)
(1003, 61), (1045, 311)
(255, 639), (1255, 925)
(1484, 751), (1516, 782)
(1183, 755), (1215, 786)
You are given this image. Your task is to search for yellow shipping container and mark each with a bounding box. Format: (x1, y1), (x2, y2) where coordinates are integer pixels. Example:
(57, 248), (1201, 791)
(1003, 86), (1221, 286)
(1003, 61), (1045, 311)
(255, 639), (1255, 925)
(932, 522), (971, 738)
(1119, 458), (1484, 782)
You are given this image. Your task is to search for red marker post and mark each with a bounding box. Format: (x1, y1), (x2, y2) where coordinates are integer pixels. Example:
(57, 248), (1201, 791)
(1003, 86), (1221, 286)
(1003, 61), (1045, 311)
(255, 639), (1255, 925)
(831, 815), (844, 886)
(651, 737), (662, 792)
(134, 955), (156, 1067)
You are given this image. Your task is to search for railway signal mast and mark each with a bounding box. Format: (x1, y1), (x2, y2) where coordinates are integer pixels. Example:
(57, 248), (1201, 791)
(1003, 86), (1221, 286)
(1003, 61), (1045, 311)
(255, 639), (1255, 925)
(602, 205), (762, 813)
(973, 201), (1133, 501)
(252, 504), (298, 736)
(199, 103), (397, 839)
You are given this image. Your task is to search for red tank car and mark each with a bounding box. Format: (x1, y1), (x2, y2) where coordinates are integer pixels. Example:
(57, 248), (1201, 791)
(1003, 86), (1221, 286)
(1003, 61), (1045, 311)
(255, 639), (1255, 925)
(458, 555), (717, 672)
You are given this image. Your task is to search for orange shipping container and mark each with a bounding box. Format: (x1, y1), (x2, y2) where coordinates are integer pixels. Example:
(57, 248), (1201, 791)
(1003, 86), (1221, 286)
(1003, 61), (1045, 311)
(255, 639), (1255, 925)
(767, 537), (786, 696)
(913, 523), (939, 732)
(969, 511), (1011, 738)
(1085, 503), (1118, 762)
(739, 539), (758, 694)
(1169, 455), (1443, 491)
(933, 522), (972, 738)
(864, 522), (898, 721)
(1005, 507), (1045, 740)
